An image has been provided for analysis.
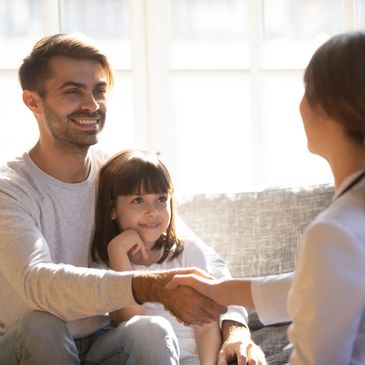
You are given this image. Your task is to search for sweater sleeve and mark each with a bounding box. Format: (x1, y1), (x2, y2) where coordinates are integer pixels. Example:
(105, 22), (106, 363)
(0, 189), (137, 322)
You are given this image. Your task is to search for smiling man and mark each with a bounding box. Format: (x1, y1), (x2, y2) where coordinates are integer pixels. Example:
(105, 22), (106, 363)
(0, 33), (264, 365)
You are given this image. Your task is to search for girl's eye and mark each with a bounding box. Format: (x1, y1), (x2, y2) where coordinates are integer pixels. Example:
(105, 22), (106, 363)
(158, 195), (168, 203)
(132, 197), (144, 204)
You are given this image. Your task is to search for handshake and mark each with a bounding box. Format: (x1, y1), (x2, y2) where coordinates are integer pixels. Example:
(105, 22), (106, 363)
(132, 268), (244, 326)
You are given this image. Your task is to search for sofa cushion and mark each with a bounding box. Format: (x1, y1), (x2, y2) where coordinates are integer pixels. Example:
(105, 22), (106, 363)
(177, 184), (334, 278)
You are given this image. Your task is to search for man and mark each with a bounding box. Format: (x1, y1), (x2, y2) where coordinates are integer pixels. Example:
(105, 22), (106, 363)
(0, 33), (265, 364)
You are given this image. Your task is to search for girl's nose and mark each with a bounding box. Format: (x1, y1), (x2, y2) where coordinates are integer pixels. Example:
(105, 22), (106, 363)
(145, 203), (159, 216)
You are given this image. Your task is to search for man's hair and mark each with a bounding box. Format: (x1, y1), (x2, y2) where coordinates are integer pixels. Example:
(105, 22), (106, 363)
(19, 33), (114, 97)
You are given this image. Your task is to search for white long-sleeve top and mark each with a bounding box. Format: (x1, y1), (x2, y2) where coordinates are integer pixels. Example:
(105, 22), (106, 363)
(251, 272), (293, 325)
(287, 172), (365, 365)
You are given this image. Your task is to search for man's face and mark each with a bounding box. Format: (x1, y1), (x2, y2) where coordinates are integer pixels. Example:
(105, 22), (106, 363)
(38, 56), (108, 150)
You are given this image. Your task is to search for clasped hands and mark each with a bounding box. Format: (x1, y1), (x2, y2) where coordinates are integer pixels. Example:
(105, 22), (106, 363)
(132, 267), (224, 326)
(132, 268), (267, 365)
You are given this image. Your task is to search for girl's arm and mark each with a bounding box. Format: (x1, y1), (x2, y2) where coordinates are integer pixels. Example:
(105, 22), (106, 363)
(107, 229), (147, 323)
(194, 322), (222, 365)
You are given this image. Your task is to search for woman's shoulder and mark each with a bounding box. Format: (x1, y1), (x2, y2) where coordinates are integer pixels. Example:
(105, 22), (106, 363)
(313, 182), (365, 233)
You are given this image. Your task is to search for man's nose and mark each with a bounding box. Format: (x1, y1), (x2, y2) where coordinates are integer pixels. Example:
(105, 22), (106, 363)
(80, 93), (100, 112)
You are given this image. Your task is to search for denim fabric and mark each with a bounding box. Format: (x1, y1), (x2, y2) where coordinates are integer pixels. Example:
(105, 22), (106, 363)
(0, 311), (180, 365)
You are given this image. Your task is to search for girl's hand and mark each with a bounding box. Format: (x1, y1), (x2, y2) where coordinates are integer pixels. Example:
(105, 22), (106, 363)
(107, 229), (147, 270)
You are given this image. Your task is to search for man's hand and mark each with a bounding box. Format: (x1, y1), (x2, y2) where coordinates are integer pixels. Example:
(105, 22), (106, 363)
(132, 269), (227, 326)
(219, 320), (266, 365)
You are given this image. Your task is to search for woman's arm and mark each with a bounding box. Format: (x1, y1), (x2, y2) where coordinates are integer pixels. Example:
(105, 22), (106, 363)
(166, 274), (255, 307)
(194, 321), (222, 365)
(107, 230), (147, 323)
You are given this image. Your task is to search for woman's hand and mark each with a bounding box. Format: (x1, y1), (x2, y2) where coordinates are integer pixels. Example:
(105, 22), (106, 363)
(165, 271), (227, 305)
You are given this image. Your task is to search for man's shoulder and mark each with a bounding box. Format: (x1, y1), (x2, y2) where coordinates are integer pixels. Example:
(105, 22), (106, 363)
(0, 154), (28, 185)
(0, 154), (35, 205)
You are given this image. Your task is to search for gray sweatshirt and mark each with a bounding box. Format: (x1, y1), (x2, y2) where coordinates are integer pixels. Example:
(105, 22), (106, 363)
(0, 150), (136, 339)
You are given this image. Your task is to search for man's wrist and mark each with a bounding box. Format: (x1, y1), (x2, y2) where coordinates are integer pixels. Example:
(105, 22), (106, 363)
(132, 272), (165, 304)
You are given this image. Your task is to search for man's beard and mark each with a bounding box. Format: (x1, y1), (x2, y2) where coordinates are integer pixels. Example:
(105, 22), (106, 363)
(42, 101), (106, 151)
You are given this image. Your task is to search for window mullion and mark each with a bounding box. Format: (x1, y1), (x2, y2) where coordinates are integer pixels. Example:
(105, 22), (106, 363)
(341, 0), (357, 31)
(144, 0), (177, 172)
(248, 0), (265, 187)
(129, 0), (150, 148)
(43, 0), (61, 34)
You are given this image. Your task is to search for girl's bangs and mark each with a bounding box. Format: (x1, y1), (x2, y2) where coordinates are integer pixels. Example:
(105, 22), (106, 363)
(115, 161), (172, 196)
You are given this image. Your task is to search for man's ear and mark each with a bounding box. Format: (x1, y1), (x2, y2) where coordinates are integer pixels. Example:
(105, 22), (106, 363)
(22, 90), (43, 116)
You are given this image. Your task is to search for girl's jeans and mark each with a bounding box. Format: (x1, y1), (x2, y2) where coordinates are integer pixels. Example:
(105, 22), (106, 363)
(0, 311), (180, 364)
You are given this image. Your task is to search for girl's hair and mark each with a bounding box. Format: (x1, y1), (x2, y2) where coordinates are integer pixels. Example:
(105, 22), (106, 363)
(91, 149), (183, 265)
(304, 31), (365, 143)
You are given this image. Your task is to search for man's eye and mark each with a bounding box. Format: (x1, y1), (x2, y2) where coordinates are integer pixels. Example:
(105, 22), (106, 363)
(94, 88), (107, 96)
(65, 89), (81, 95)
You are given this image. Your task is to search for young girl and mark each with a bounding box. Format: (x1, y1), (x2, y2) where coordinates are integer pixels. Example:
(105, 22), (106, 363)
(91, 149), (221, 365)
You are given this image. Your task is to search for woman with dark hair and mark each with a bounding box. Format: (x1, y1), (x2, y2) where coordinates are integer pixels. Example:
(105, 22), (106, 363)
(167, 31), (365, 364)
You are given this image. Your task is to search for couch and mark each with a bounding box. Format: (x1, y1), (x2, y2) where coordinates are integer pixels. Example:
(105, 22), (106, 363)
(177, 183), (334, 365)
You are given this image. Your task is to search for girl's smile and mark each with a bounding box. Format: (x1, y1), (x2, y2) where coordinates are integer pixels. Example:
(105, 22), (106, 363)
(112, 192), (171, 248)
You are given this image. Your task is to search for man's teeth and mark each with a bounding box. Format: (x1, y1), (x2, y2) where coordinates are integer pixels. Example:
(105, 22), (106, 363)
(73, 119), (97, 125)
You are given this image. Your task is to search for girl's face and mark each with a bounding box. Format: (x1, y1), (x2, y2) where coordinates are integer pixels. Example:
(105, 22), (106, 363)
(112, 192), (171, 248)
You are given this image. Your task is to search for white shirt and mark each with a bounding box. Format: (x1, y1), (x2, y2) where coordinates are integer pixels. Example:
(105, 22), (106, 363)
(251, 272), (293, 325)
(288, 173), (365, 364)
(251, 172), (365, 364)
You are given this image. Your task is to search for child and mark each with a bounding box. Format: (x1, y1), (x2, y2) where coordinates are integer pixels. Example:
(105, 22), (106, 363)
(91, 149), (221, 365)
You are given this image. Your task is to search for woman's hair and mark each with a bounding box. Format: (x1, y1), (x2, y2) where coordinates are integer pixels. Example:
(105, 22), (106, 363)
(19, 33), (114, 97)
(304, 31), (365, 143)
(91, 149), (183, 265)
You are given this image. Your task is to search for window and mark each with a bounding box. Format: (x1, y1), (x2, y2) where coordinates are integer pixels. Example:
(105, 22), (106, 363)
(1, 0), (364, 194)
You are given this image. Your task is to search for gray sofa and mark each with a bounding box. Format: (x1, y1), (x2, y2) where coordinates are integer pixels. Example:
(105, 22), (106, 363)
(177, 184), (334, 365)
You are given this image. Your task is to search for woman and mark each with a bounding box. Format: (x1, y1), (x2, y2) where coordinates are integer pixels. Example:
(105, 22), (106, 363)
(167, 31), (365, 364)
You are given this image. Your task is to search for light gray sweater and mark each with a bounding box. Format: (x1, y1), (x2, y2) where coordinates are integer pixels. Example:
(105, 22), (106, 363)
(0, 150), (136, 339)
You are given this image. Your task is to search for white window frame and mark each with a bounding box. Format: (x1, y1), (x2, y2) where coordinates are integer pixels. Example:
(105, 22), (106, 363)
(1, 0), (363, 189)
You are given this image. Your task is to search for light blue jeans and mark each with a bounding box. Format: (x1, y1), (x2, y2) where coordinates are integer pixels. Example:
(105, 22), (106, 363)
(0, 311), (180, 365)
